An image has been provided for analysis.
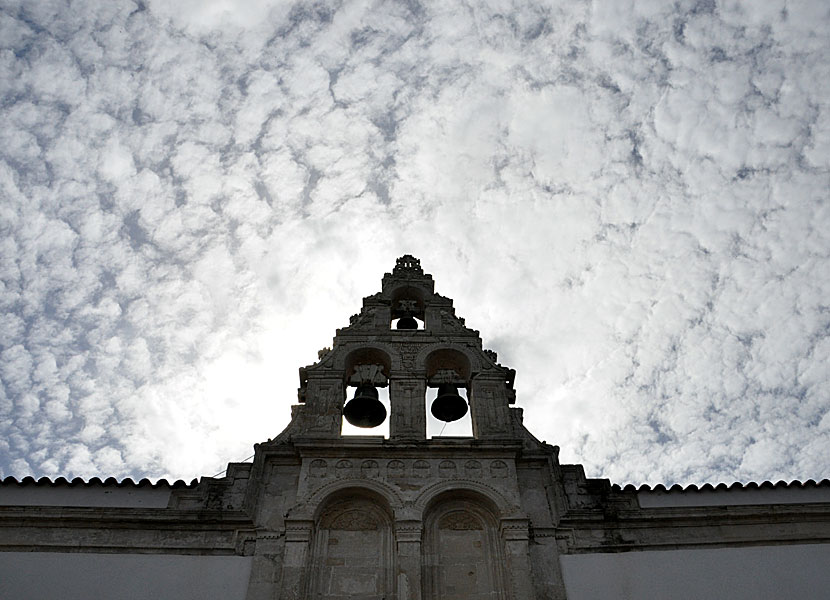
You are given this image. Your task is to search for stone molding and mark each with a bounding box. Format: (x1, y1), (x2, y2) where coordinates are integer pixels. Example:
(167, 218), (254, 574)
(499, 517), (531, 541)
(560, 503), (830, 553)
(394, 519), (424, 542)
(412, 479), (521, 518)
(283, 519), (313, 543)
(292, 477), (405, 520)
(0, 506), (253, 555)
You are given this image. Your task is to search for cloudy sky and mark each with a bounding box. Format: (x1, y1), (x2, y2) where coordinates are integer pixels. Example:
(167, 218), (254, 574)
(1, 0), (828, 488)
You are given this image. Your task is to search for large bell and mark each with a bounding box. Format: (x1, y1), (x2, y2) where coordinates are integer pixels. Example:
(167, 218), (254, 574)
(343, 384), (387, 428)
(430, 384), (468, 422)
(396, 315), (418, 330)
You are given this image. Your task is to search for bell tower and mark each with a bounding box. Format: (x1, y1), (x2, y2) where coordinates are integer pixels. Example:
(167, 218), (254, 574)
(242, 256), (568, 600)
(277, 254), (520, 444)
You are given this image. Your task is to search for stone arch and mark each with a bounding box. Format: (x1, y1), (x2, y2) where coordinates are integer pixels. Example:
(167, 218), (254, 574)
(421, 489), (511, 600)
(389, 284), (427, 320)
(339, 344), (396, 378)
(296, 478), (404, 521)
(417, 343), (481, 376)
(305, 486), (396, 599)
(424, 348), (473, 382)
(413, 479), (518, 519)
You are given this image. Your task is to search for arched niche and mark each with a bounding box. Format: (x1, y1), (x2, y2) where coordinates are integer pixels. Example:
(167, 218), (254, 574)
(342, 347), (393, 381)
(306, 488), (395, 599)
(424, 347), (473, 381)
(389, 285), (427, 319)
(422, 491), (510, 600)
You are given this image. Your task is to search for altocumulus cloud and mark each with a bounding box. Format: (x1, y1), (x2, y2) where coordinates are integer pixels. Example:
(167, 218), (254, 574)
(0, 0), (828, 486)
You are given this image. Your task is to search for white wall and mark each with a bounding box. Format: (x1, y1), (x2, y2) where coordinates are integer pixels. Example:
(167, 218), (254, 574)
(560, 543), (830, 600)
(0, 485), (172, 507)
(0, 552), (252, 600)
(638, 486), (830, 507)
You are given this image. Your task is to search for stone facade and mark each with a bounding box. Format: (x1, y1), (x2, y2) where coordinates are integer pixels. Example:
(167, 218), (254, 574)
(2, 255), (830, 599)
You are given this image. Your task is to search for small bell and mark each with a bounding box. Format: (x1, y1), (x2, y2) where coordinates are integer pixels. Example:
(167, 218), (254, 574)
(396, 314), (418, 330)
(343, 384), (387, 428)
(430, 384), (468, 422)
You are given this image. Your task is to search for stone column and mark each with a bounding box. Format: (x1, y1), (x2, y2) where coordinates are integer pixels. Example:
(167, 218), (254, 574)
(500, 518), (535, 600)
(389, 378), (426, 441)
(277, 520), (313, 600)
(395, 520), (423, 600)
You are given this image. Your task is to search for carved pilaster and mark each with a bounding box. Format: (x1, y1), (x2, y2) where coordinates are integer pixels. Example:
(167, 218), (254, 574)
(500, 518), (535, 600)
(244, 531), (284, 600)
(298, 379), (345, 438)
(277, 520), (313, 600)
(390, 378), (426, 440)
(395, 520), (423, 600)
(469, 378), (513, 439)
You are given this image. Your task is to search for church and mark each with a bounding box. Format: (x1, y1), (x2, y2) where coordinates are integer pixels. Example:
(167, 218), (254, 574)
(2, 256), (829, 599)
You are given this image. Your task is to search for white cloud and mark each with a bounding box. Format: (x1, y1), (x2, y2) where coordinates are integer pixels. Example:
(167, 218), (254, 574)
(0, 0), (828, 488)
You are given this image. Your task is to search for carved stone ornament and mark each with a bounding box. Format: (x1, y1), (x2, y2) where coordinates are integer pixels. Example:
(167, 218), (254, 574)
(398, 299), (418, 313)
(438, 511), (483, 530)
(465, 460), (482, 478)
(430, 368), (465, 385)
(328, 509), (380, 531)
(413, 460), (430, 478)
(393, 254), (424, 275)
(361, 460), (379, 478)
(438, 460), (457, 477)
(490, 460), (508, 478)
(309, 459), (327, 478)
(347, 306), (377, 330)
(394, 343), (420, 370)
(439, 309), (467, 331)
(387, 460), (405, 478)
(335, 460), (352, 478)
(349, 363), (387, 386)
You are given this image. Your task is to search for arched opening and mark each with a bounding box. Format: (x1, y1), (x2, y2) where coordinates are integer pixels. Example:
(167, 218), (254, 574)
(342, 348), (392, 436)
(391, 315), (425, 330)
(307, 490), (395, 599)
(426, 386), (472, 438)
(424, 348), (472, 381)
(422, 493), (509, 600)
(390, 285), (426, 330)
(341, 385), (390, 438)
(343, 348), (392, 380)
(424, 348), (473, 438)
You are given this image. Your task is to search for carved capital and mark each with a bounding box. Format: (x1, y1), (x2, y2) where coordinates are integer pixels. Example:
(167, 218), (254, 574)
(395, 519), (423, 543)
(349, 363), (388, 386)
(284, 519), (313, 543)
(500, 517), (530, 541)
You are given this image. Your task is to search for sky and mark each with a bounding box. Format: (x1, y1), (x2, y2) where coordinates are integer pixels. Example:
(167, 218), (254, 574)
(0, 0), (828, 487)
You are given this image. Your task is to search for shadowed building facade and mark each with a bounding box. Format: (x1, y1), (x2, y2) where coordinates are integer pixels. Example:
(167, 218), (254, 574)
(2, 256), (830, 599)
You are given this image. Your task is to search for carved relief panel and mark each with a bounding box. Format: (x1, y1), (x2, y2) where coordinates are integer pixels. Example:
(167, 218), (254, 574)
(299, 457), (519, 505)
(469, 380), (513, 438)
(390, 377), (427, 440)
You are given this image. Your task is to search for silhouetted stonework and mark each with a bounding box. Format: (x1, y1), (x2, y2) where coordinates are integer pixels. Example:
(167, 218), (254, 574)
(2, 256), (830, 599)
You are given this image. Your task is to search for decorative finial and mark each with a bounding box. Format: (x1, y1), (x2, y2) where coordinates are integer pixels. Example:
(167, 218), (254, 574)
(393, 255), (423, 275)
